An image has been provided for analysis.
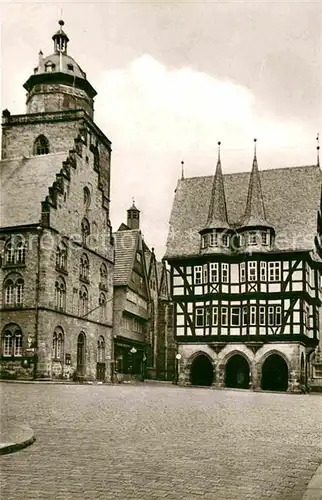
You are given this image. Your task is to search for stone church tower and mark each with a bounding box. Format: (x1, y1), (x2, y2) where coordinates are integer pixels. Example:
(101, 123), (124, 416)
(0, 21), (114, 382)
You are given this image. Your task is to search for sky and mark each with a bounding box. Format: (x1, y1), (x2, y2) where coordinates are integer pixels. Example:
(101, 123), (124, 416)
(1, 1), (322, 259)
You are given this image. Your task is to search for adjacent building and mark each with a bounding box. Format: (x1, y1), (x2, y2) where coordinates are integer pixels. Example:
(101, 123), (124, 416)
(0, 21), (114, 381)
(165, 142), (322, 392)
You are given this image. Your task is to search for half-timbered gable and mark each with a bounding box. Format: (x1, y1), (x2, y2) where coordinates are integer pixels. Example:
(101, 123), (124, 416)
(165, 146), (322, 392)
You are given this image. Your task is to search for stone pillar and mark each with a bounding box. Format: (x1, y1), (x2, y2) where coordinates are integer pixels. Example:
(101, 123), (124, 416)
(251, 361), (260, 391)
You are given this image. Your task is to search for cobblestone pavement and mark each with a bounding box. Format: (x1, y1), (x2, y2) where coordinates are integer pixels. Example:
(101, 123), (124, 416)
(1, 383), (322, 500)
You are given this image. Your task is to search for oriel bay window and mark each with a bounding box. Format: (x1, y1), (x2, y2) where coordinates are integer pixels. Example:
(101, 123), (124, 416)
(269, 262), (280, 281)
(210, 263), (219, 283)
(248, 262), (257, 281)
(222, 263), (229, 283)
(260, 262), (267, 281)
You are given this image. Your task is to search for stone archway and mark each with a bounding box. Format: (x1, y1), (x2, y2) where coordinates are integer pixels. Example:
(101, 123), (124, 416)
(261, 353), (288, 391)
(224, 354), (250, 389)
(190, 354), (214, 386)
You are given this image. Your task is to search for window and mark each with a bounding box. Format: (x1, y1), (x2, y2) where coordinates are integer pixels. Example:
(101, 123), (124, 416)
(4, 238), (26, 265)
(83, 187), (91, 209)
(15, 241), (26, 264)
(231, 307), (240, 326)
(45, 61), (55, 72)
(269, 262), (280, 282)
(93, 147), (100, 171)
(259, 306), (265, 325)
(4, 276), (24, 307)
(213, 306), (218, 326)
(268, 305), (282, 326)
(33, 135), (50, 155)
(67, 63), (74, 71)
(201, 234), (208, 249)
(80, 254), (89, 281)
(248, 232), (257, 246)
(99, 292), (107, 321)
(222, 263), (229, 283)
(97, 336), (105, 363)
(196, 308), (204, 326)
(222, 233), (229, 247)
(100, 264), (108, 289)
(242, 306), (248, 326)
(275, 306), (282, 326)
(5, 242), (15, 265)
(221, 307), (228, 326)
(210, 263), (219, 283)
(262, 232), (269, 246)
(305, 304), (310, 328)
(136, 252), (142, 263)
(248, 262), (257, 282)
(205, 306), (211, 326)
(203, 265), (208, 284)
(52, 328), (64, 360)
(250, 306), (256, 325)
(260, 262), (267, 281)
(2, 325), (23, 357)
(81, 218), (90, 245)
(209, 232), (218, 247)
(55, 277), (66, 311)
(195, 266), (202, 285)
(240, 263), (246, 282)
(268, 306), (274, 326)
(56, 243), (67, 271)
(79, 286), (88, 316)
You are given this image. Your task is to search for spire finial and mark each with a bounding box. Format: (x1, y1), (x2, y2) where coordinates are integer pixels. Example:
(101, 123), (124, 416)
(217, 141), (221, 162)
(317, 133), (320, 168)
(253, 138), (257, 159)
(132, 196), (135, 206)
(181, 161), (184, 180)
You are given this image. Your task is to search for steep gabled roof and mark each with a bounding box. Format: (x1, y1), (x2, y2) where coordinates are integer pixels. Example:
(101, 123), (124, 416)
(0, 152), (68, 227)
(165, 165), (321, 259)
(113, 229), (140, 285)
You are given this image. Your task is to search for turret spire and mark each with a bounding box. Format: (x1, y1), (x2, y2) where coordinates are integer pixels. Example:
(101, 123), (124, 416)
(52, 20), (69, 55)
(242, 138), (269, 226)
(204, 141), (229, 229)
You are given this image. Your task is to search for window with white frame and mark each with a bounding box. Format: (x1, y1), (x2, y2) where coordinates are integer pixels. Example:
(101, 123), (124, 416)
(194, 266), (202, 285)
(275, 306), (282, 326)
(222, 263), (229, 283)
(222, 233), (229, 247)
(2, 325), (23, 357)
(262, 232), (269, 246)
(210, 263), (219, 283)
(268, 305), (282, 326)
(195, 308), (204, 326)
(259, 306), (266, 325)
(248, 232), (257, 246)
(52, 328), (64, 360)
(231, 307), (240, 326)
(221, 306), (228, 326)
(201, 234), (208, 249)
(250, 305), (256, 325)
(240, 263), (246, 282)
(209, 232), (218, 247)
(203, 265), (208, 284)
(305, 304), (310, 328)
(205, 306), (211, 326)
(242, 306), (248, 326)
(55, 277), (66, 311)
(268, 306), (275, 326)
(260, 262), (267, 281)
(269, 262), (280, 281)
(248, 262), (257, 282)
(4, 276), (24, 307)
(213, 307), (218, 326)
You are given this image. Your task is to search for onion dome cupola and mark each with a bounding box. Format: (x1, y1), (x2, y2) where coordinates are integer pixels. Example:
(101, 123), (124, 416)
(127, 199), (140, 230)
(23, 20), (97, 118)
(238, 139), (275, 251)
(199, 142), (232, 254)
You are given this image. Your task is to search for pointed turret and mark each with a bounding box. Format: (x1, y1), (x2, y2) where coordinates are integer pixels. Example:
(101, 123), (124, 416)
(238, 139), (274, 251)
(204, 142), (229, 230)
(199, 142), (231, 253)
(242, 139), (269, 227)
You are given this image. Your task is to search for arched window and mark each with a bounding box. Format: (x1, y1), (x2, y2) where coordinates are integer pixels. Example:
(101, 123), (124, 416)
(15, 240), (26, 264)
(99, 292), (107, 322)
(52, 327), (64, 360)
(97, 336), (105, 363)
(93, 147), (100, 171)
(33, 135), (50, 155)
(80, 254), (89, 281)
(4, 275), (24, 307)
(79, 286), (88, 316)
(81, 218), (90, 245)
(99, 263), (108, 289)
(56, 243), (67, 271)
(83, 187), (91, 209)
(2, 325), (23, 357)
(5, 241), (15, 265)
(55, 277), (66, 311)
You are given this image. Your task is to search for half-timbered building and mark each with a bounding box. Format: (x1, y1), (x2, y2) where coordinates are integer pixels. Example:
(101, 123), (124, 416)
(165, 142), (322, 392)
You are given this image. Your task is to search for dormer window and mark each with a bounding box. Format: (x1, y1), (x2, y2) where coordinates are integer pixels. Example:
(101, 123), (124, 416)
(222, 233), (229, 247)
(67, 63), (74, 71)
(45, 61), (55, 73)
(248, 232), (257, 246)
(262, 232), (269, 246)
(201, 234), (207, 249)
(209, 232), (218, 247)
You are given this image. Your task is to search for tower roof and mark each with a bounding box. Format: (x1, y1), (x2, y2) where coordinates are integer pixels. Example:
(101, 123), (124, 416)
(202, 142), (229, 231)
(242, 140), (272, 228)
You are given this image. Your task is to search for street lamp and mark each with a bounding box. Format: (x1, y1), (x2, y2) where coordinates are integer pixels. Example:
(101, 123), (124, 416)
(174, 353), (182, 385)
(130, 347), (137, 376)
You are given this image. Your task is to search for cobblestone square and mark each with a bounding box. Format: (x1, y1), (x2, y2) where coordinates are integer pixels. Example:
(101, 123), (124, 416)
(1, 383), (321, 500)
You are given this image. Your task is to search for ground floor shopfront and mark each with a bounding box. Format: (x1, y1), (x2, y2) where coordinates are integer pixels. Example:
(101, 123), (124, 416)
(114, 336), (147, 382)
(177, 342), (314, 392)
